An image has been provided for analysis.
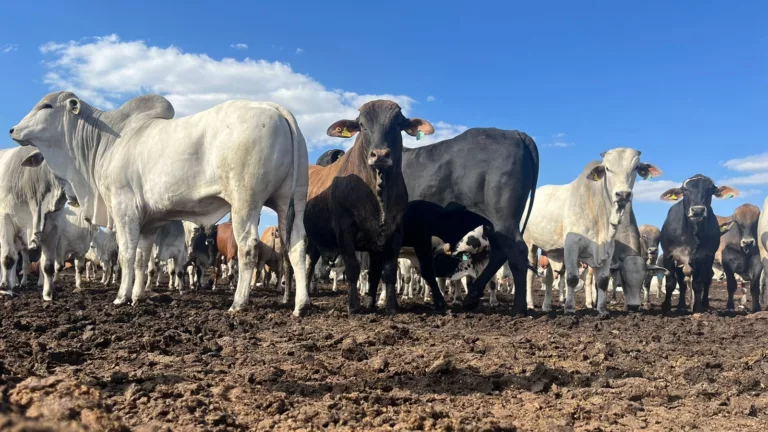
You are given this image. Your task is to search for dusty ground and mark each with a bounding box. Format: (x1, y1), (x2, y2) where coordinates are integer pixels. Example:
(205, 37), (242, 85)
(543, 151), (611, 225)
(1, 273), (768, 431)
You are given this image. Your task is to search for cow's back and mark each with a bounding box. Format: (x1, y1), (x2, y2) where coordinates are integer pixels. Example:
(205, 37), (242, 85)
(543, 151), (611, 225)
(402, 128), (536, 226)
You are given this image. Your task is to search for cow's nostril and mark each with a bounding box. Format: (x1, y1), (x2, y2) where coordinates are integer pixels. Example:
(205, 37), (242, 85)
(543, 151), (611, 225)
(9, 128), (14, 134)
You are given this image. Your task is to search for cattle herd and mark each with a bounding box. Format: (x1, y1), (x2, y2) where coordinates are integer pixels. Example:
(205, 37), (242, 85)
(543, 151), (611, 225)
(3, 91), (768, 320)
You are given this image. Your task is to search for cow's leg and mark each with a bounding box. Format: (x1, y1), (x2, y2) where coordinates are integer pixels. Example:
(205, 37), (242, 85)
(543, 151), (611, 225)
(642, 272), (653, 307)
(584, 267), (595, 309)
(593, 264), (612, 319)
(19, 249), (29, 286)
(540, 267), (555, 312)
(131, 232), (156, 305)
(39, 250), (55, 301)
(413, 237), (446, 311)
(525, 245), (537, 310)
(463, 248), (507, 312)
(671, 268), (688, 312)
(0, 223), (18, 294)
(367, 254), (385, 311)
(692, 266), (713, 313)
(145, 258), (156, 294)
(85, 261), (93, 282)
(749, 255), (762, 312)
(112, 218), (141, 306)
(724, 268), (738, 312)
(304, 247), (320, 304)
(489, 279), (499, 306)
(761, 260), (768, 310)
(74, 256), (85, 292)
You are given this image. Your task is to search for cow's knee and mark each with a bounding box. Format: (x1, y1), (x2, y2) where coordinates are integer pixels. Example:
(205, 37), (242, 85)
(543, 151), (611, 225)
(2, 254), (15, 270)
(566, 273), (580, 288)
(56, 264), (65, 273)
(44, 262), (55, 276)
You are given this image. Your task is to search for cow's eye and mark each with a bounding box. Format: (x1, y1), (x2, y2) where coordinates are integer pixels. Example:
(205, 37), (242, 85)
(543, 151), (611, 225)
(41, 104), (53, 110)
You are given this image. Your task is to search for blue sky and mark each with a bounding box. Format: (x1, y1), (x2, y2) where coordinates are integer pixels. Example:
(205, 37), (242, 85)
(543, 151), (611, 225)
(1, 1), (766, 233)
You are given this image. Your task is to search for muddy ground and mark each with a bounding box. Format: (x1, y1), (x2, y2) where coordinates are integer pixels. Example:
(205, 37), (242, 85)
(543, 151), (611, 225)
(1, 273), (768, 431)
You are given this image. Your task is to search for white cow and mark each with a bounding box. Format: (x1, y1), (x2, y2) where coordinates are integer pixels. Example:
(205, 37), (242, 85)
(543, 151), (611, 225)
(146, 221), (187, 293)
(524, 149), (661, 316)
(0, 147), (65, 295)
(85, 228), (119, 286)
(11, 92), (309, 315)
(38, 206), (98, 299)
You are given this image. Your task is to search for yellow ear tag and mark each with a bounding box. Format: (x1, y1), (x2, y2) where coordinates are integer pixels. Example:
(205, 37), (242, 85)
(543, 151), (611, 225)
(340, 127), (352, 138)
(669, 194), (678, 200)
(720, 224), (729, 233)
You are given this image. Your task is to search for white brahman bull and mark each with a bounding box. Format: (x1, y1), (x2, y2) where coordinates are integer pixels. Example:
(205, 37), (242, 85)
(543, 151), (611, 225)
(523, 149), (661, 317)
(11, 92), (309, 315)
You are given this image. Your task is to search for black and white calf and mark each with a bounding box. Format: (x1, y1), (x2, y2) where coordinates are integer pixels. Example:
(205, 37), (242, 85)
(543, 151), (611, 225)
(659, 175), (739, 313)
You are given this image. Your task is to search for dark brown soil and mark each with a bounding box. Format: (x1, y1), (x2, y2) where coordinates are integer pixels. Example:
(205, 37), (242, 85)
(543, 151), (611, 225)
(2, 273), (768, 431)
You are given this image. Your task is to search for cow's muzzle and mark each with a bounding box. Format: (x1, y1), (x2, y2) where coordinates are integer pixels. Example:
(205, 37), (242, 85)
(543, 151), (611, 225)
(688, 206), (707, 222)
(367, 149), (392, 170)
(741, 238), (756, 252)
(615, 191), (632, 206)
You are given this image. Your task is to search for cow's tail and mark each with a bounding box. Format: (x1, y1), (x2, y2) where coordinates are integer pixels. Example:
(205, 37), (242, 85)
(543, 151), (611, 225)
(520, 132), (539, 235)
(274, 105), (302, 249)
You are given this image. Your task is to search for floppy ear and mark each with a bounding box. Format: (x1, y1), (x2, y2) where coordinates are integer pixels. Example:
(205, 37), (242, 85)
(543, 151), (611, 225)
(20, 151), (45, 167)
(586, 165), (606, 181)
(66, 98), (81, 115)
(403, 118), (435, 137)
(660, 188), (683, 201)
(636, 163), (663, 180)
(714, 185), (739, 199)
(719, 220), (736, 236)
(327, 119), (359, 138)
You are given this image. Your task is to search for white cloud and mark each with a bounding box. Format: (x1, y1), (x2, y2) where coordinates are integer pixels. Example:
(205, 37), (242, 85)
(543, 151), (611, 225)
(633, 179), (680, 202)
(719, 172), (768, 186)
(295, 48), (304, 55)
(426, 95), (435, 102)
(230, 43), (248, 50)
(37, 35), (465, 150)
(1, 44), (18, 53)
(543, 132), (573, 148)
(723, 153), (768, 172)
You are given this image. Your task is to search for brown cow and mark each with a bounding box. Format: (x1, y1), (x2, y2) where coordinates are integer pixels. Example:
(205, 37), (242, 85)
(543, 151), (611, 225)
(215, 222), (238, 289)
(303, 100), (434, 314)
(718, 205), (762, 311)
(257, 225), (284, 294)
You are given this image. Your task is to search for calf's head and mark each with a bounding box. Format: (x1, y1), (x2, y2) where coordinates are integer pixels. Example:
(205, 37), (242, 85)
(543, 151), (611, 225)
(586, 148), (661, 225)
(660, 175), (739, 224)
(639, 224), (661, 263)
(327, 100), (433, 173)
(723, 204), (760, 253)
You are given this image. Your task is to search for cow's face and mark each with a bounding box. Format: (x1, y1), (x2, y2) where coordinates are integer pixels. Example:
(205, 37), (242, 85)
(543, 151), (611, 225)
(326, 100), (434, 173)
(729, 204), (760, 253)
(586, 148), (662, 214)
(10, 92), (81, 149)
(660, 175), (739, 223)
(639, 225), (661, 261)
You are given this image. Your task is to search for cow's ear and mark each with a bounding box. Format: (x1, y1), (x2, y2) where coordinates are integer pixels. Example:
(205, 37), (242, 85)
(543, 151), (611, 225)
(714, 185), (740, 199)
(327, 119), (359, 138)
(660, 188), (683, 201)
(719, 220), (736, 235)
(403, 118), (435, 137)
(637, 163), (663, 180)
(586, 165), (605, 181)
(20, 150), (45, 167)
(645, 265), (669, 277)
(66, 98), (81, 115)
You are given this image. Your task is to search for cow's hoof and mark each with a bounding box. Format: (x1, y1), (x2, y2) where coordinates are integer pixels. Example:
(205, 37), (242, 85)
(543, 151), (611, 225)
(564, 307), (576, 315)
(385, 305), (398, 315)
(462, 294), (481, 311)
(42, 295), (52, 302)
(433, 299), (447, 313)
(542, 304), (552, 313)
(0, 290), (14, 297)
(113, 297), (128, 306)
(229, 304), (246, 313)
(489, 300), (500, 307)
(293, 303), (310, 318)
(598, 311), (610, 320)
(73, 287), (83, 293)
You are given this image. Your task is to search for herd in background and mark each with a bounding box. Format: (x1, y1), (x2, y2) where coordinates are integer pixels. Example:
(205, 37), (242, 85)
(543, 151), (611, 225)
(2, 91), (768, 319)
